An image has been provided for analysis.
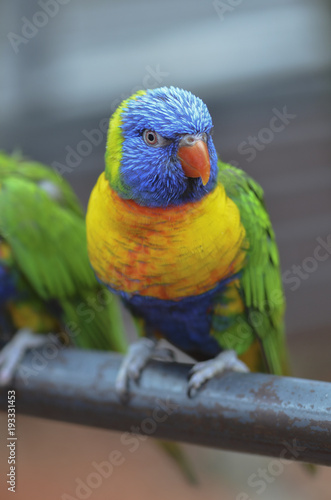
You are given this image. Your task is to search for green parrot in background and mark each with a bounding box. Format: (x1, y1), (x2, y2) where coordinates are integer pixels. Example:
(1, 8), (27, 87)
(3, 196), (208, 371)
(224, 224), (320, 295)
(0, 151), (127, 383)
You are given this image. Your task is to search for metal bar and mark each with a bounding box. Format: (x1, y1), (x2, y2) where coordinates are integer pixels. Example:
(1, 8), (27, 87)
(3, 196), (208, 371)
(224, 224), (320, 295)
(0, 348), (330, 465)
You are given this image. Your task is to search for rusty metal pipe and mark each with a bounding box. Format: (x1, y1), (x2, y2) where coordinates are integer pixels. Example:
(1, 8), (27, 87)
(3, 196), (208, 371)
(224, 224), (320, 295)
(0, 348), (330, 465)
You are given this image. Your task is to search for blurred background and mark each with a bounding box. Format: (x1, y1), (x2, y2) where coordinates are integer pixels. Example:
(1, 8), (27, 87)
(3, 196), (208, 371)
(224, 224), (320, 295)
(0, 0), (331, 498)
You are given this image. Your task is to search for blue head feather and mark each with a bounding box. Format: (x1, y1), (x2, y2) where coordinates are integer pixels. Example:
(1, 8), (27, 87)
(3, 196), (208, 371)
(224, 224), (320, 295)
(117, 86), (219, 207)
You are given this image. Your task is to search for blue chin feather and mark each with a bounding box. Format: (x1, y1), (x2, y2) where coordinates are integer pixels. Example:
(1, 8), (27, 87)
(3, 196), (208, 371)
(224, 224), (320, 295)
(118, 86), (219, 207)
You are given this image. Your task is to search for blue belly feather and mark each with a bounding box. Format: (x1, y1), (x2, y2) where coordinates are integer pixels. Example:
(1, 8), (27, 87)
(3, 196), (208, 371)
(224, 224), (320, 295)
(105, 274), (238, 360)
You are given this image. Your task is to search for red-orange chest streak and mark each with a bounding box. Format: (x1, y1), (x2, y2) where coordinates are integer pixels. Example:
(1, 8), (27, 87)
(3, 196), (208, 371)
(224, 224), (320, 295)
(86, 173), (247, 300)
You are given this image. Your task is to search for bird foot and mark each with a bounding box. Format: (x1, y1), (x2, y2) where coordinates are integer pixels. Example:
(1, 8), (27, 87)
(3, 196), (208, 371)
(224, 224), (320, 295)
(187, 350), (249, 398)
(0, 328), (55, 386)
(115, 338), (174, 401)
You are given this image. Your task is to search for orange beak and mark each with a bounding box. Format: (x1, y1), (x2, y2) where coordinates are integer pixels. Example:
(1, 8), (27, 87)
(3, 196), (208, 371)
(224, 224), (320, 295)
(177, 138), (211, 186)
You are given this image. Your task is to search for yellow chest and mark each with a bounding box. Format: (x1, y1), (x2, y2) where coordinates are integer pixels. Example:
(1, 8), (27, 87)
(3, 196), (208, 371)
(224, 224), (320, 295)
(86, 173), (247, 300)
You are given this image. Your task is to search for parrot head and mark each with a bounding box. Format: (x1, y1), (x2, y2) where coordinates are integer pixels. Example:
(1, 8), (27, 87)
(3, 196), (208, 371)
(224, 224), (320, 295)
(105, 86), (219, 207)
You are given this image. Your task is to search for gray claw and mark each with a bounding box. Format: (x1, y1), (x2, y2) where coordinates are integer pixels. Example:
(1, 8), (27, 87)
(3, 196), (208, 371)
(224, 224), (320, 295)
(0, 329), (57, 386)
(115, 337), (158, 401)
(187, 350), (249, 398)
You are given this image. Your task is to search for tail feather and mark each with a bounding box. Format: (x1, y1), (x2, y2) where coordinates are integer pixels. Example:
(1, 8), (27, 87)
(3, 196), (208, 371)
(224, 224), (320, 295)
(158, 441), (198, 485)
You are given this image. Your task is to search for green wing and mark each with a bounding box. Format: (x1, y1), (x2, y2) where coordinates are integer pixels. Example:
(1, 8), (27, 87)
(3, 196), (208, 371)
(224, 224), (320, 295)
(0, 162), (126, 353)
(212, 161), (289, 375)
(0, 177), (93, 299)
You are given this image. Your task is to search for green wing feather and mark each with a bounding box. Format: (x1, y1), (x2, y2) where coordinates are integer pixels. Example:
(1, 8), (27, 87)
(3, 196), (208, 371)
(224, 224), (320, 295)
(0, 151), (83, 217)
(213, 161), (289, 375)
(0, 154), (126, 353)
(0, 177), (94, 299)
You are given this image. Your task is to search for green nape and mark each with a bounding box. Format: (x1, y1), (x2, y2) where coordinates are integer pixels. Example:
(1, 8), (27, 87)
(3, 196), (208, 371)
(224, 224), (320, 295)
(104, 90), (147, 196)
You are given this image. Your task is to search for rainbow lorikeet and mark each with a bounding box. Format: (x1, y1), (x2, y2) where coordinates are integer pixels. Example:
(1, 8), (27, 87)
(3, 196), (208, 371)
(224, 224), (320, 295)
(0, 152), (127, 384)
(86, 87), (289, 399)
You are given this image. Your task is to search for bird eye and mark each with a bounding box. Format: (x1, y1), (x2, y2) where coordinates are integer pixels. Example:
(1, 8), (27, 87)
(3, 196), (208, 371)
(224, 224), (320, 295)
(143, 130), (158, 146)
(201, 133), (208, 142)
(142, 130), (171, 148)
